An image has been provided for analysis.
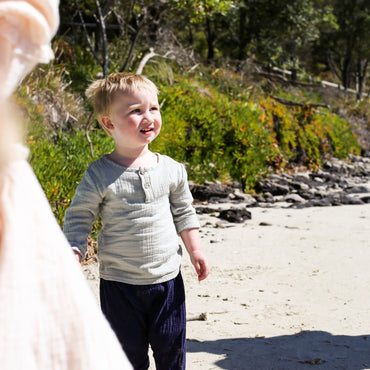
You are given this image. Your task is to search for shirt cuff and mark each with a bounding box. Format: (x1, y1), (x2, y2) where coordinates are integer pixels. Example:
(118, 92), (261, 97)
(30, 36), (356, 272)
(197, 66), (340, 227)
(175, 218), (200, 234)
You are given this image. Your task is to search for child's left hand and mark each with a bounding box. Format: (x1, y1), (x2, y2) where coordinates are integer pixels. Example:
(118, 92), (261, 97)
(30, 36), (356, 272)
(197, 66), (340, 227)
(189, 250), (210, 281)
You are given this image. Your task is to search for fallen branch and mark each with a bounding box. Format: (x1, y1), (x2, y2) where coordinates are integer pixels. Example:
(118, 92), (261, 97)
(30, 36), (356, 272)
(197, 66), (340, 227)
(136, 48), (174, 75)
(270, 96), (329, 109)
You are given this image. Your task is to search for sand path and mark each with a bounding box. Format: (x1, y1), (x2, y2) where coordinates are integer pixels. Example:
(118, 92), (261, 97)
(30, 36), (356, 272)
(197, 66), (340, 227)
(83, 204), (370, 369)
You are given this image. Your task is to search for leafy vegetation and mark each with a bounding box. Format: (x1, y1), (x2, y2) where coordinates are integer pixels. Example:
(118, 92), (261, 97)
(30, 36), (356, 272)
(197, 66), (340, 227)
(18, 63), (361, 226)
(58, 0), (369, 98)
(14, 1), (369, 227)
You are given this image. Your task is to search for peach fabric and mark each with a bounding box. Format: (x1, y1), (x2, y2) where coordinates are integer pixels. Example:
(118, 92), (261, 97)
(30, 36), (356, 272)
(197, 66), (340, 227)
(0, 1), (132, 368)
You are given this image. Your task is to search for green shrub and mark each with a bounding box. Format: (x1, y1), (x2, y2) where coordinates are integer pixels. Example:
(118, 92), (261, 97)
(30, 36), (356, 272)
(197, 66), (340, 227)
(28, 127), (114, 227)
(151, 77), (360, 190)
(20, 68), (361, 227)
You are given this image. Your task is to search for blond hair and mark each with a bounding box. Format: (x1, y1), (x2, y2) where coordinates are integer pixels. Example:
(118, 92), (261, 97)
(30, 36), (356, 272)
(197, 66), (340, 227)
(85, 73), (159, 134)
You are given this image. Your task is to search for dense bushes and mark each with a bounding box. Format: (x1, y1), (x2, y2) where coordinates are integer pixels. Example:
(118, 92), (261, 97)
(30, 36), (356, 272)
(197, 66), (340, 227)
(20, 68), (361, 226)
(152, 77), (360, 190)
(28, 126), (114, 227)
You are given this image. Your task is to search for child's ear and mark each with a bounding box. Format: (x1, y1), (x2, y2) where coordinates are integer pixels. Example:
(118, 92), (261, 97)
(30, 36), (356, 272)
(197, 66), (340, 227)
(101, 116), (114, 131)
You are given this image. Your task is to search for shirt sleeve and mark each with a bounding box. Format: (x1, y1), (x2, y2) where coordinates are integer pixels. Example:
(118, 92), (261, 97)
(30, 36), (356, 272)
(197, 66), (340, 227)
(63, 169), (102, 258)
(170, 163), (200, 234)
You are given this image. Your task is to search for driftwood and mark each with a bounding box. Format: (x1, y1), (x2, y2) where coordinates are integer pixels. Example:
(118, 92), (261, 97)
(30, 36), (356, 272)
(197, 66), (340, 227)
(270, 96), (329, 109)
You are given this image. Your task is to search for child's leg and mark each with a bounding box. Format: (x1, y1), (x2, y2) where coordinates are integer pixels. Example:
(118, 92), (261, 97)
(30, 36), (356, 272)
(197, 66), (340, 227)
(148, 273), (186, 370)
(100, 279), (150, 370)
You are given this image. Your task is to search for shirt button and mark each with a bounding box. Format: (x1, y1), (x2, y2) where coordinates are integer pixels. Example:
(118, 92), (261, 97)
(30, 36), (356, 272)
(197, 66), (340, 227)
(144, 183), (150, 189)
(139, 169), (145, 175)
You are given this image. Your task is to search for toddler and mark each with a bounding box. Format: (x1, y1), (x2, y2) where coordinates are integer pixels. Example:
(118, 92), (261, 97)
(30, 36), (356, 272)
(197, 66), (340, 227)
(63, 72), (210, 370)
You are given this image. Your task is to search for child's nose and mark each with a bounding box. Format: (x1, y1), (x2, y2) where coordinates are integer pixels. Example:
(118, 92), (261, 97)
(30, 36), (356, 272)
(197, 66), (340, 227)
(142, 110), (153, 122)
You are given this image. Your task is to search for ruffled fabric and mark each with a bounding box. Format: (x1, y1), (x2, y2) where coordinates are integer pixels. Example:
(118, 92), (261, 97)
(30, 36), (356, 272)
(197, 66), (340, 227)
(0, 0), (132, 368)
(0, 0), (58, 97)
(0, 156), (132, 369)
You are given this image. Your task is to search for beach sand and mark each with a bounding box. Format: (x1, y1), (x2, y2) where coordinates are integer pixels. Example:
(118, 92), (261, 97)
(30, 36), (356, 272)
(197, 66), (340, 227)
(83, 203), (370, 369)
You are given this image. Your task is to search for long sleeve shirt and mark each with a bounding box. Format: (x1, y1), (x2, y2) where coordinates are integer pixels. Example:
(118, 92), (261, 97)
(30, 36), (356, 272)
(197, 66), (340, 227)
(63, 153), (200, 285)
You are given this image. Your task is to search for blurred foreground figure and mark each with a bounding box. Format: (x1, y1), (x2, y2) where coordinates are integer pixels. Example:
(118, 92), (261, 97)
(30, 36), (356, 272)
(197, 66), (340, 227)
(0, 1), (132, 368)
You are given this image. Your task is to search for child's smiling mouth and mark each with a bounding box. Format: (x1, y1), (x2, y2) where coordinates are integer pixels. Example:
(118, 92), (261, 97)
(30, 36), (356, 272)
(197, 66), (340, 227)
(140, 128), (154, 134)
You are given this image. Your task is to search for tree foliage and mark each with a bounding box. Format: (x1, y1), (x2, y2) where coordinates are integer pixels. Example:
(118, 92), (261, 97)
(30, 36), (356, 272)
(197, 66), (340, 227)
(55, 0), (370, 95)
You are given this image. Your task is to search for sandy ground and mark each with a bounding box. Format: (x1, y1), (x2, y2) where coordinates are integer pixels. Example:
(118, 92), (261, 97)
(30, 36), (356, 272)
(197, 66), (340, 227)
(83, 203), (370, 370)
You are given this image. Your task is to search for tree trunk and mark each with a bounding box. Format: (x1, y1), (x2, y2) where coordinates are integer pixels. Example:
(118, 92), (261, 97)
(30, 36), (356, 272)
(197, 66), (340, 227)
(74, 0), (102, 66)
(356, 59), (369, 101)
(205, 16), (215, 63)
(342, 52), (353, 91)
(237, 5), (248, 60)
(95, 0), (109, 77)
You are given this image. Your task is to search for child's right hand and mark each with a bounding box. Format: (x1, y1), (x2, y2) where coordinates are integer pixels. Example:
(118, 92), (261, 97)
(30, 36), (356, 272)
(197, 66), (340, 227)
(73, 250), (82, 264)
(190, 250), (210, 282)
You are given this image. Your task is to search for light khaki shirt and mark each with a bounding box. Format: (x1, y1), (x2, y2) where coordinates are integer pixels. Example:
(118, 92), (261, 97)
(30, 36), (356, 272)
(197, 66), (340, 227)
(63, 154), (199, 285)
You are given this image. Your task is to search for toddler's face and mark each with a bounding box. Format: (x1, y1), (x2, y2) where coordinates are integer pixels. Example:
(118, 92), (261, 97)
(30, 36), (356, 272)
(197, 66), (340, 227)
(105, 89), (162, 149)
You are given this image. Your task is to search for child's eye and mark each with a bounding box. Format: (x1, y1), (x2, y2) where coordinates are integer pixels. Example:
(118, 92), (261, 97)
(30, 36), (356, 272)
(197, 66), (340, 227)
(131, 109), (141, 113)
(150, 107), (159, 111)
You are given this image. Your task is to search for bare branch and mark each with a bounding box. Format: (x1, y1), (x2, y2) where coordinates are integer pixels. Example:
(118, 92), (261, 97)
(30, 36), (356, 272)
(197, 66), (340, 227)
(74, 0), (101, 65)
(270, 96), (329, 109)
(136, 48), (174, 75)
(121, 31), (141, 72)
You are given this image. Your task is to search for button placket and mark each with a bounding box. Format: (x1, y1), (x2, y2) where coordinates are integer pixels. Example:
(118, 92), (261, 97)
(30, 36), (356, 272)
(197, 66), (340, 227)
(138, 168), (153, 202)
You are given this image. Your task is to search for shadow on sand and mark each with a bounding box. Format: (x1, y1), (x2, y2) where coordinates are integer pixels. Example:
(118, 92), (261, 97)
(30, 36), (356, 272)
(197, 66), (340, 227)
(187, 331), (370, 369)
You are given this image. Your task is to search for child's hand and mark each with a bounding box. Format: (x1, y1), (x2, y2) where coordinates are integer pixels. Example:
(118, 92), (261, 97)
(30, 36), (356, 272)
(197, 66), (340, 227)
(73, 250), (82, 264)
(180, 228), (210, 281)
(190, 250), (210, 281)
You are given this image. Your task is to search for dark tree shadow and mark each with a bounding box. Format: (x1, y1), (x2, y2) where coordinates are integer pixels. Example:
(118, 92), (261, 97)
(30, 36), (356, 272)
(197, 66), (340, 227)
(187, 331), (370, 369)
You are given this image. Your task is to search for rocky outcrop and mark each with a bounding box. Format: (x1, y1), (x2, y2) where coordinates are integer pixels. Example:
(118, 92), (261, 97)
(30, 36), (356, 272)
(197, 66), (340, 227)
(191, 155), (370, 222)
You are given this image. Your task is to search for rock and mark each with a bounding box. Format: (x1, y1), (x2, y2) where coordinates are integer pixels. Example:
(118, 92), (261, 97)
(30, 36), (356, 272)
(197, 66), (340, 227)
(297, 191), (316, 200)
(345, 185), (369, 194)
(213, 197), (231, 203)
(284, 194), (305, 203)
(360, 196), (370, 203)
(215, 221), (235, 228)
(190, 154), (370, 210)
(218, 208), (252, 223)
(256, 180), (290, 195)
(291, 202), (312, 209)
(233, 189), (255, 203)
(310, 199), (333, 207)
(338, 195), (364, 205)
(299, 183), (310, 191)
(228, 193), (236, 200)
(231, 181), (243, 189)
(190, 182), (233, 201)
(254, 195), (265, 203)
(195, 206), (219, 214)
(263, 192), (275, 203)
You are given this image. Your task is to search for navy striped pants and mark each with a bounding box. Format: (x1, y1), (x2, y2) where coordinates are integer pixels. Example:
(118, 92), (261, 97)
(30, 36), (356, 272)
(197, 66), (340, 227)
(100, 273), (186, 370)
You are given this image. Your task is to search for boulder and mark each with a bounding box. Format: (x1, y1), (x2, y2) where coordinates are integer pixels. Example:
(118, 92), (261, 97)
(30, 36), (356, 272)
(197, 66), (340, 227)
(284, 194), (305, 203)
(218, 208), (252, 223)
(345, 185), (369, 194)
(256, 180), (290, 195)
(190, 182), (233, 201)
